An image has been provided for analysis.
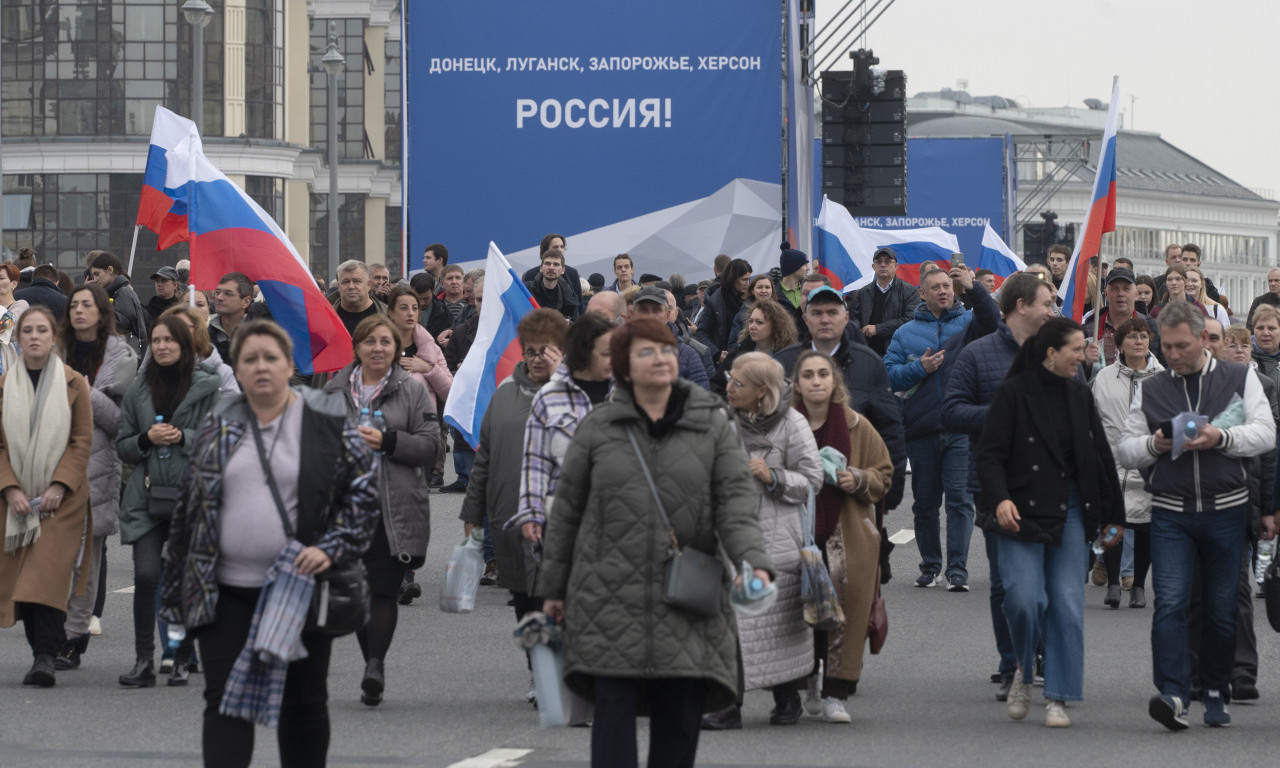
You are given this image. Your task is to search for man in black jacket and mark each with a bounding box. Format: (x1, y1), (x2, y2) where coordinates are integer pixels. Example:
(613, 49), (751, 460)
(524, 250), (578, 321)
(411, 273), (452, 339)
(441, 279), (483, 494)
(847, 247), (921, 357)
(145, 266), (182, 329)
(14, 263), (67, 316)
(88, 251), (148, 343)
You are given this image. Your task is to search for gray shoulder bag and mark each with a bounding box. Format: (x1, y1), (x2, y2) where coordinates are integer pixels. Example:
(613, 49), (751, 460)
(626, 428), (724, 618)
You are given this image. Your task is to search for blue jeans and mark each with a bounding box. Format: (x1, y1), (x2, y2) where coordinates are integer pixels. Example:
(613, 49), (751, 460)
(1120, 527), (1134, 578)
(996, 490), (1086, 702)
(907, 432), (974, 579)
(1150, 505), (1247, 701)
(982, 529), (1017, 676)
(452, 431), (475, 483)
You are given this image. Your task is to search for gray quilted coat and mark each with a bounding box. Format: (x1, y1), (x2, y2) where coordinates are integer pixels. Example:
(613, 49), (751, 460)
(536, 381), (773, 711)
(86, 335), (137, 536)
(735, 404), (824, 691)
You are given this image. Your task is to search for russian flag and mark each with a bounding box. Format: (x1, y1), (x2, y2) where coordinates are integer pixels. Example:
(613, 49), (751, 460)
(1060, 77), (1120, 322)
(815, 196), (960, 292)
(442, 242), (538, 449)
(139, 107), (352, 375)
(977, 224), (1027, 288)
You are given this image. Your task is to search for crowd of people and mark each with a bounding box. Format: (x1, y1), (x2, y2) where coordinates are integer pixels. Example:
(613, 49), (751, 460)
(1, 234), (1279, 767)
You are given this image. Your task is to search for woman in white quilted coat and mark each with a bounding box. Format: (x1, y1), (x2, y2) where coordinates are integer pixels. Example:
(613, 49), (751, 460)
(724, 352), (823, 726)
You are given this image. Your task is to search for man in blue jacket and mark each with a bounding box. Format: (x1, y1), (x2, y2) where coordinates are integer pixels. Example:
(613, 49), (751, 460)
(942, 272), (1057, 696)
(884, 264), (999, 591)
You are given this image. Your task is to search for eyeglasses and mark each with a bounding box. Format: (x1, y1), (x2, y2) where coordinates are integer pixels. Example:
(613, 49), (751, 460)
(213, 289), (243, 299)
(1225, 343), (1250, 351)
(635, 345), (678, 359)
(523, 346), (556, 359)
(727, 376), (749, 391)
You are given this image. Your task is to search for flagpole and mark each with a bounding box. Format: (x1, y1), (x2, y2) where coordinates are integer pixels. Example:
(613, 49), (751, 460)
(189, 282), (196, 307)
(125, 224), (141, 277)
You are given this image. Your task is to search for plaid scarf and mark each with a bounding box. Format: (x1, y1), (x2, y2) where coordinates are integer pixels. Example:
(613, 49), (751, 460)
(348, 364), (392, 410)
(219, 539), (315, 728)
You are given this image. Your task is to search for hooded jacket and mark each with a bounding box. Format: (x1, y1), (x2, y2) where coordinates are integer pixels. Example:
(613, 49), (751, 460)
(85, 335), (138, 537)
(1091, 353), (1164, 524)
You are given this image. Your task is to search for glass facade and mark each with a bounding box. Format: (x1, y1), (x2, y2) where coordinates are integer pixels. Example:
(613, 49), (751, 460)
(310, 193), (367, 274)
(384, 36), (401, 162)
(310, 18), (367, 160)
(244, 0), (284, 140)
(385, 205), (402, 279)
(0, 0), (236, 138)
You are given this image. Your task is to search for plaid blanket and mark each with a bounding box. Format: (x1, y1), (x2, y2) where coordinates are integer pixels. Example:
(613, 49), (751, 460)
(219, 539), (315, 728)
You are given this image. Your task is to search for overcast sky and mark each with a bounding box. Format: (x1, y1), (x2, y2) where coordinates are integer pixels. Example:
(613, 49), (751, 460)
(815, 0), (1280, 198)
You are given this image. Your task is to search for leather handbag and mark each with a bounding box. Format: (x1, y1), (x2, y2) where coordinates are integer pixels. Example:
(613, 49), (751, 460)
(1265, 557), (1280, 633)
(251, 415), (370, 637)
(627, 429), (724, 618)
(145, 477), (182, 520)
(868, 583), (888, 654)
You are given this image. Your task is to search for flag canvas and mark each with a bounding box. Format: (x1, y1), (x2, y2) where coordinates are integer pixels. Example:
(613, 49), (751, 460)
(977, 224), (1028, 287)
(140, 107), (351, 375)
(442, 242), (539, 449)
(815, 196), (960, 292)
(1060, 77), (1120, 321)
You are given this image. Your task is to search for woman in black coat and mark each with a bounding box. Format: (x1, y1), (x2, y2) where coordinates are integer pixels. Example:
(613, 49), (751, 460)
(976, 317), (1124, 729)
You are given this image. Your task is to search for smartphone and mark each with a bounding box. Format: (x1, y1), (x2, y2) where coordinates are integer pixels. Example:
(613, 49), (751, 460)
(1158, 420), (1174, 439)
(950, 252), (964, 269)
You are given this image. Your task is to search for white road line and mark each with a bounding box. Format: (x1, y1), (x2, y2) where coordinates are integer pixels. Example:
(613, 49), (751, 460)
(445, 749), (533, 768)
(888, 529), (915, 545)
(113, 586), (136, 594)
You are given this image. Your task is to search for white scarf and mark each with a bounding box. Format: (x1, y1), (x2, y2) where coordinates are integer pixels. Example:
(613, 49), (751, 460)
(3, 357), (71, 553)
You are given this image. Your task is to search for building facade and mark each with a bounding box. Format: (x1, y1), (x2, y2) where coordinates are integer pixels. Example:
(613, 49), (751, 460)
(0, 0), (403, 294)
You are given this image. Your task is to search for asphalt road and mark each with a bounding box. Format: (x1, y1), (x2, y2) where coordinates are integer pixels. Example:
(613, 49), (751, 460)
(2, 463), (1278, 768)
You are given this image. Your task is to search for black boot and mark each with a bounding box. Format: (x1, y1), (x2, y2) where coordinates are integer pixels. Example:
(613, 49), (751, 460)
(168, 651), (191, 687)
(54, 633), (89, 671)
(398, 571), (422, 606)
(118, 658), (157, 688)
(361, 658), (384, 706)
(769, 692), (803, 725)
(22, 655), (56, 687)
(700, 704), (742, 730)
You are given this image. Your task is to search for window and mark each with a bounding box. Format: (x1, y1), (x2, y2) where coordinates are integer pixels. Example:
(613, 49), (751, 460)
(310, 18), (366, 160)
(385, 36), (401, 162)
(310, 193), (367, 275)
(244, 0), (283, 139)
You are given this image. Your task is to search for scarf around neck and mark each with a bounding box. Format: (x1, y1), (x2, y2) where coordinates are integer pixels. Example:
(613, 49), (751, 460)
(4, 357), (71, 553)
(798, 401), (852, 544)
(349, 363), (392, 410)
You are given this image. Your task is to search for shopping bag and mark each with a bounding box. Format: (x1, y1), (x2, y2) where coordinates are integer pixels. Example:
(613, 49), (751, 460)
(516, 612), (594, 727)
(440, 532), (484, 613)
(799, 486), (845, 630)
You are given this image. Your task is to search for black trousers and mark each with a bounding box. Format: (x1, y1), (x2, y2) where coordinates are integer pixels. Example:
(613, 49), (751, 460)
(133, 523), (194, 660)
(19, 602), (66, 657)
(591, 676), (706, 768)
(195, 584), (334, 768)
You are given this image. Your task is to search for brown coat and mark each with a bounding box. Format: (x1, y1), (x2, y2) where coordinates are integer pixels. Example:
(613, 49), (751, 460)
(823, 407), (893, 683)
(0, 365), (94, 626)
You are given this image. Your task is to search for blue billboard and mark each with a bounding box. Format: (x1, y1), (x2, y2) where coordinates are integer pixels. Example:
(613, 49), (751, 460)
(403, 1), (784, 278)
(854, 137), (1009, 259)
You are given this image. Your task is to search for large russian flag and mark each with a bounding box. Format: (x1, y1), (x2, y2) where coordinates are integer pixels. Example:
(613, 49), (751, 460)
(977, 224), (1028, 287)
(442, 242), (538, 449)
(815, 196), (960, 292)
(140, 107), (351, 375)
(1060, 77), (1120, 322)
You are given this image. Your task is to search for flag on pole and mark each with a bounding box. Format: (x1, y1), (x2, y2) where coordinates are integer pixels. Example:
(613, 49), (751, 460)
(442, 242), (538, 449)
(139, 107), (351, 375)
(977, 224), (1028, 287)
(1060, 76), (1120, 321)
(815, 196), (960, 291)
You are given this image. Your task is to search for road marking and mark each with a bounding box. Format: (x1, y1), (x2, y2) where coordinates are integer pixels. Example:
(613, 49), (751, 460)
(114, 586), (136, 594)
(888, 529), (915, 545)
(445, 749), (533, 768)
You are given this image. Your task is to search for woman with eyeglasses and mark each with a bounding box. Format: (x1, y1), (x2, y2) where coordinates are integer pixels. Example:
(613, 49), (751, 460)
(459, 309), (567, 704)
(538, 317), (771, 768)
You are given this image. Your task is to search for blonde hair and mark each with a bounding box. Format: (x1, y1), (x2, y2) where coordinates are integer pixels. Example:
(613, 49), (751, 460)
(1183, 266), (1220, 308)
(1252, 303), (1280, 329)
(159, 304), (213, 358)
(730, 351), (785, 417)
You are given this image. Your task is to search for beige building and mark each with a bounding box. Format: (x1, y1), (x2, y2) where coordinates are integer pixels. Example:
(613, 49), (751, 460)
(1, 0), (404, 292)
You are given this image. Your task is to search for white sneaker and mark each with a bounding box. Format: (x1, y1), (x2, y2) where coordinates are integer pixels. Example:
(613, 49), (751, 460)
(88, 616), (102, 636)
(822, 697), (851, 723)
(804, 673), (823, 716)
(1006, 670), (1030, 721)
(1045, 699), (1070, 727)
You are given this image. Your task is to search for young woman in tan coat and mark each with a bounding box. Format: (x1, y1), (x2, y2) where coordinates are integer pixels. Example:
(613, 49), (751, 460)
(791, 350), (893, 723)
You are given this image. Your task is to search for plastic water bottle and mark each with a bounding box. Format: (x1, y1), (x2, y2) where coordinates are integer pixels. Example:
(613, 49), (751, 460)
(1256, 539), (1275, 586)
(372, 410), (387, 453)
(731, 560), (777, 617)
(166, 623), (186, 651)
(154, 415), (170, 459)
(357, 407), (374, 429)
(1184, 421), (1199, 440)
(1091, 525), (1120, 556)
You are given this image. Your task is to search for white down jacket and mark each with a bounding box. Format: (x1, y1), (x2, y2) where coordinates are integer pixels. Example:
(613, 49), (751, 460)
(735, 404), (824, 691)
(1092, 353), (1164, 524)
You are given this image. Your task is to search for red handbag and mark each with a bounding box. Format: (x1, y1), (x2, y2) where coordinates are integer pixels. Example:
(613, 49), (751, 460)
(868, 583), (888, 654)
